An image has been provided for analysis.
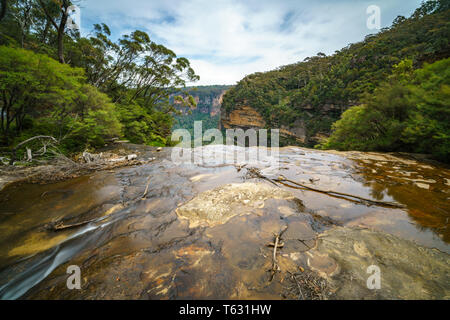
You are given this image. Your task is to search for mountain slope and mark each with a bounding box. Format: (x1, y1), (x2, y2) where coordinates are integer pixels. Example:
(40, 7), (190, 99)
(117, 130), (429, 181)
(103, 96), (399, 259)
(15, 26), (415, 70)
(220, 0), (450, 147)
(172, 85), (232, 135)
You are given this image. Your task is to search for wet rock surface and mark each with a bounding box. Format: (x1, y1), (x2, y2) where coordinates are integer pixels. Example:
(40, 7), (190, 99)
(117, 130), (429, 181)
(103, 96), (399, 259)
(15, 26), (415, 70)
(0, 144), (448, 299)
(176, 182), (294, 227)
(313, 227), (450, 299)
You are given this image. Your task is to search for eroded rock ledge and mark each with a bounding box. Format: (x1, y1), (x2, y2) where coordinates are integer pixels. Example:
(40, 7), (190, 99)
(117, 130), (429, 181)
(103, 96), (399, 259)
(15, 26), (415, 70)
(176, 182), (295, 228)
(221, 105), (307, 143)
(221, 105), (266, 130)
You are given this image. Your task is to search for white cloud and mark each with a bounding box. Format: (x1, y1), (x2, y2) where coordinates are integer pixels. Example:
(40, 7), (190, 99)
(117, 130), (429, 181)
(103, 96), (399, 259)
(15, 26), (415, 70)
(81, 0), (422, 85)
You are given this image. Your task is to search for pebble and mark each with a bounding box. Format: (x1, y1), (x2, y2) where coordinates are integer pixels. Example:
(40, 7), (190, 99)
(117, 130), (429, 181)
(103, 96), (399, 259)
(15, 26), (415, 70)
(415, 182), (430, 190)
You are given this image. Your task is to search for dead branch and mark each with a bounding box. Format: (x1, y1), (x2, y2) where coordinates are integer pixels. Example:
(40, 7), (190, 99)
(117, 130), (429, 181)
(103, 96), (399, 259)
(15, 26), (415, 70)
(266, 242), (284, 248)
(10, 135), (58, 164)
(288, 271), (305, 300)
(243, 167), (405, 209)
(48, 218), (97, 232)
(50, 148), (78, 165)
(283, 270), (330, 300)
(275, 176), (406, 208)
(141, 175), (151, 199)
(244, 167), (278, 186)
(268, 225), (288, 282)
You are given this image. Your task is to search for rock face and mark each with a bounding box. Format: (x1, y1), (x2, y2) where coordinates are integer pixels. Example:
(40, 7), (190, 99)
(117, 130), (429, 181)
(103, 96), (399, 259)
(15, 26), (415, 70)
(210, 91), (227, 116)
(221, 105), (266, 130)
(173, 86), (230, 117)
(3, 144), (449, 300)
(190, 90), (227, 116)
(280, 119), (306, 143)
(312, 227), (450, 299)
(176, 182), (294, 228)
(221, 105), (306, 143)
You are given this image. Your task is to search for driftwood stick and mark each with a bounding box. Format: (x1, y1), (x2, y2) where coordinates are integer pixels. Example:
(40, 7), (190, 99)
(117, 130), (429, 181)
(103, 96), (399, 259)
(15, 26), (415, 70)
(269, 225), (288, 282)
(50, 218), (96, 231)
(275, 176), (406, 209)
(288, 271), (305, 300)
(266, 242), (284, 248)
(272, 233), (280, 266)
(10, 135), (58, 164)
(141, 175), (151, 199)
(243, 167), (404, 208)
(245, 167), (278, 186)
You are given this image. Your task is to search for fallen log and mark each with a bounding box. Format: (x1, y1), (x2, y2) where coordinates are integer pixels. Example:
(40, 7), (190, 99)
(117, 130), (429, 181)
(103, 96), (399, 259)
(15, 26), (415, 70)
(275, 175), (406, 209)
(243, 167), (406, 209)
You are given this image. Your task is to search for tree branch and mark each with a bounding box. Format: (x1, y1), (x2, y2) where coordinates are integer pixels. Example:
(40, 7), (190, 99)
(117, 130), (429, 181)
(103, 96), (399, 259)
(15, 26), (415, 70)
(10, 135), (58, 165)
(36, 0), (58, 30)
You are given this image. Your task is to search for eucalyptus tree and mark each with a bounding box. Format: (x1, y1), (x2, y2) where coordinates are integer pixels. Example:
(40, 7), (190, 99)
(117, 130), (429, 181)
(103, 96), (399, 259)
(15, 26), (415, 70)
(9, 0), (35, 47)
(37, 0), (81, 63)
(71, 24), (199, 112)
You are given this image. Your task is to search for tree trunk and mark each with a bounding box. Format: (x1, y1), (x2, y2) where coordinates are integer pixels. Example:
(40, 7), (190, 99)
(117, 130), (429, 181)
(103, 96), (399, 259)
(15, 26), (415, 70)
(57, 7), (69, 63)
(37, 0), (69, 64)
(41, 19), (51, 43)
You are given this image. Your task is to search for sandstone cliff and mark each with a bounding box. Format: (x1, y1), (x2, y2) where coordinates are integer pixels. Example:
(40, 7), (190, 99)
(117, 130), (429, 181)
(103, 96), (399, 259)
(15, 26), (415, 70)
(173, 86), (231, 117)
(220, 105), (266, 130)
(220, 104), (307, 143)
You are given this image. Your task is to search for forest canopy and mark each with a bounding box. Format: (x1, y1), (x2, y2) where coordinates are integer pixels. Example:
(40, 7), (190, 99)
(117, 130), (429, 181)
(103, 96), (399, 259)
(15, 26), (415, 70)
(1, 0), (449, 162)
(0, 0), (199, 155)
(221, 0), (450, 161)
(321, 58), (450, 162)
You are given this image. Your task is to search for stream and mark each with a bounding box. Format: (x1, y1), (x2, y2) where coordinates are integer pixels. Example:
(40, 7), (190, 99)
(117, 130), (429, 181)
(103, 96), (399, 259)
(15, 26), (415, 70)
(0, 144), (449, 299)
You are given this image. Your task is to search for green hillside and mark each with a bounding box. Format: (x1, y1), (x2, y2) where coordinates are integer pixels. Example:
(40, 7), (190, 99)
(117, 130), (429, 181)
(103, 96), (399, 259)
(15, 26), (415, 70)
(172, 85), (232, 136)
(221, 0), (450, 160)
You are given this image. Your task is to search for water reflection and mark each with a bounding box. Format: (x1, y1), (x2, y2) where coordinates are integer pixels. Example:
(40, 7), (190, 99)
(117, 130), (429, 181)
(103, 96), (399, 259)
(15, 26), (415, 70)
(353, 158), (450, 243)
(0, 145), (448, 299)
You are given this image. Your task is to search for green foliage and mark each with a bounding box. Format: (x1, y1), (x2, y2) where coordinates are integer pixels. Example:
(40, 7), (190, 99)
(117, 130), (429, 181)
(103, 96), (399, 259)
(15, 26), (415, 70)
(67, 86), (123, 149)
(172, 85), (232, 136)
(0, 46), (83, 141)
(322, 58), (450, 162)
(173, 113), (220, 137)
(117, 103), (170, 147)
(222, 0), (450, 146)
(0, 1), (200, 154)
(401, 58), (450, 160)
(0, 45), (122, 153)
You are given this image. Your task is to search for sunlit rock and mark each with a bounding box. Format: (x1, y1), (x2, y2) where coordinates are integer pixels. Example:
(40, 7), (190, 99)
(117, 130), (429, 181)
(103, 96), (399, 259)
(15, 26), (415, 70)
(176, 182), (294, 228)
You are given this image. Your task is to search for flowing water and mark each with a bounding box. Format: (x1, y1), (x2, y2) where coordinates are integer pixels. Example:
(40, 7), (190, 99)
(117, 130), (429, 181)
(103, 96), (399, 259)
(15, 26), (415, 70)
(0, 144), (449, 299)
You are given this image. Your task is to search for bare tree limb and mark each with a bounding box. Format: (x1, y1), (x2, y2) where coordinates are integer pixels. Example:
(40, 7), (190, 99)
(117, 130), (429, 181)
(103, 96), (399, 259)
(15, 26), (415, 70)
(10, 135), (57, 164)
(275, 176), (406, 208)
(244, 167), (405, 209)
(36, 0), (58, 29)
(268, 225), (288, 282)
(36, 0), (69, 63)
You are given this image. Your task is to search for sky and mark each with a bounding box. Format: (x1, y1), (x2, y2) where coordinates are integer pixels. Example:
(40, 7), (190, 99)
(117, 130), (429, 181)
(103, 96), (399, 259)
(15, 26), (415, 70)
(78, 0), (423, 86)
